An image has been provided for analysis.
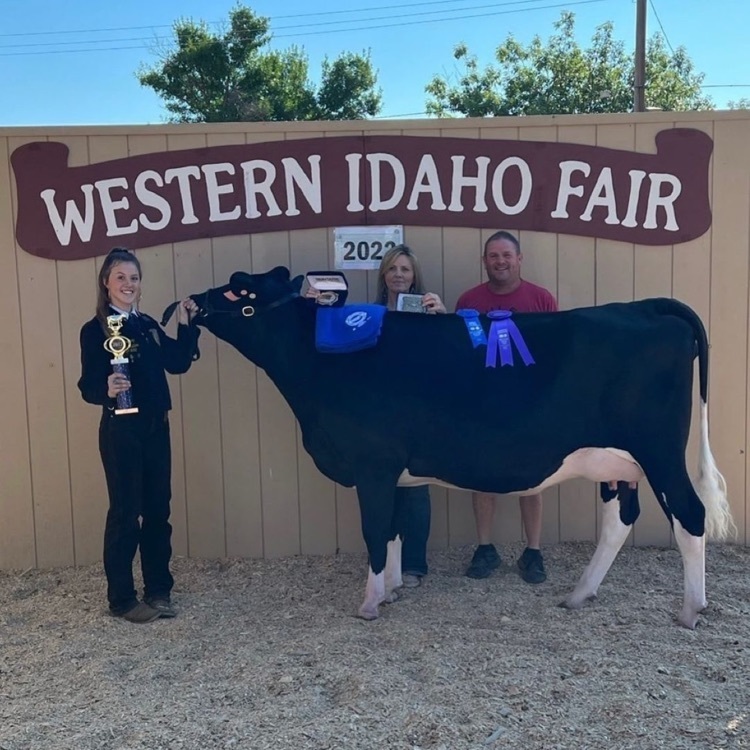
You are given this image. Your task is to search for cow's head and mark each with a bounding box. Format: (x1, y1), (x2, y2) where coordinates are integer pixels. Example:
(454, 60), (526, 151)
(175, 266), (301, 318)
(211, 266), (303, 317)
(163, 266), (304, 358)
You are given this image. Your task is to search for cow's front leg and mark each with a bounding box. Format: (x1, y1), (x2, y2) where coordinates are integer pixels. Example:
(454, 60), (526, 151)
(360, 568), (386, 620)
(360, 545), (402, 619)
(355, 471), (400, 621)
(673, 518), (706, 630)
(562, 482), (638, 609)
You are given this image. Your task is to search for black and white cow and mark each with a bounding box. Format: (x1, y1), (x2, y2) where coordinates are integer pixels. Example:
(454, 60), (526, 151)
(177, 266), (734, 628)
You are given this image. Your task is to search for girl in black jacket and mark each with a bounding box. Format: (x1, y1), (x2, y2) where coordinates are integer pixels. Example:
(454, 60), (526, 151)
(78, 247), (200, 623)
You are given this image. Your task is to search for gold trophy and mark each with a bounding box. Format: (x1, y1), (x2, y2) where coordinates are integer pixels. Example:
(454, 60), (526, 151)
(103, 315), (139, 415)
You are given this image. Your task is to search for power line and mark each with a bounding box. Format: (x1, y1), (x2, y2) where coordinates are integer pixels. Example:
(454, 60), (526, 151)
(0, 0), (609, 56)
(648, 0), (674, 54)
(0, 0), (581, 38)
(0, 0), (601, 50)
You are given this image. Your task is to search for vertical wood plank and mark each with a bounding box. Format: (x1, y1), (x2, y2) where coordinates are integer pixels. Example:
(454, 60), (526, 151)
(213, 233), (263, 558)
(252, 231), (302, 557)
(125, 132), (191, 554)
(175, 234), (225, 559)
(442, 224), (487, 547)
(477, 126), (527, 547)
(554, 126), (598, 544)
(632, 122), (676, 547)
(442, 227), (483, 312)
(711, 119), (750, 543)
(336, 485), (365, 554)
(592, 124), (636, 544)
(168, 132), (226, 559)
(207, 132), (264, 558)
(594, 124), (636, 306)
(399, 224), (449, 549)
(177, 235), (225, 556)
(11, 135), (74, 568)
(62, 134), (121, 566)
(670, 121), (714, 544)
(0, 136), (35, 569)
(519, 224), (562, 545)
(290, 226), (337, 556)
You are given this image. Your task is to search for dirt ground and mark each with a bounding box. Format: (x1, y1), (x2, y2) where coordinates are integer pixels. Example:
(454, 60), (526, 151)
(1, 542), (748, 750)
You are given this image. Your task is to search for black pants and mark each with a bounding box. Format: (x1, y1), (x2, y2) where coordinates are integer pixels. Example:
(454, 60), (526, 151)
(395, 485), (431, 576)
(99, 411), (174, 614)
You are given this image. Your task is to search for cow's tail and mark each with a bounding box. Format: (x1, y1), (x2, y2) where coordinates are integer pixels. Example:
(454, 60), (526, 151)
(695, 402), (734, 540)
(655, 298), (735, 540)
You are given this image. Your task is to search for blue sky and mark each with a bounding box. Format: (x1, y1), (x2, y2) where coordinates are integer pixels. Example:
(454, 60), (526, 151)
(1, 0), (748, 126)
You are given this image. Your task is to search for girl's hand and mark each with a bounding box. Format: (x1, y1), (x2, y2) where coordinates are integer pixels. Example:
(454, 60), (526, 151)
(107, 373), (131, 399)
(177, 298), (199, 324)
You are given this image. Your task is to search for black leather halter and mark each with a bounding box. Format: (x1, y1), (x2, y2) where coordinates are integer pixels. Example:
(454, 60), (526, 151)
(160, 289), (300, 327)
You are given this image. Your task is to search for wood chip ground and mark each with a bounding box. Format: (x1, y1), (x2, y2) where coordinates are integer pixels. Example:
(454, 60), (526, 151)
(1, 542), (748, 749)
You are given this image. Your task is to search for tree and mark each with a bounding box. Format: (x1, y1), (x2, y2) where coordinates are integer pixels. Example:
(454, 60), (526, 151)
(728, 98), (750, 110)
(425, 12), (712, 117)
(138, 5), (382, 122)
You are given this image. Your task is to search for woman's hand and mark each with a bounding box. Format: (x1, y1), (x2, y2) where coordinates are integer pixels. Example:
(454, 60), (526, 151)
(422, 292), (446, 314)
(107, 373), (131, 399)
(177, 298), (199, 325)
(304, 286), (321, 300)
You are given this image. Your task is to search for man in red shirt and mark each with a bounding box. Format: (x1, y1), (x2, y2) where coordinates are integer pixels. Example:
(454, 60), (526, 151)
(456, 230), (557, 584)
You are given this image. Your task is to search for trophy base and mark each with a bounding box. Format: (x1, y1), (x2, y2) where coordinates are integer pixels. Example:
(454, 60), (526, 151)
(115, 407), (139, 415)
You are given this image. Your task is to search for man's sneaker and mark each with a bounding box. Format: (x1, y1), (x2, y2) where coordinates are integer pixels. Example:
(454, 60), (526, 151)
(144, 597), (177, 618)
(517, 547), (547, 584)
(114, 601), (161, 624)
(401, 574), (423, 588)
(465, 544), (501, 579)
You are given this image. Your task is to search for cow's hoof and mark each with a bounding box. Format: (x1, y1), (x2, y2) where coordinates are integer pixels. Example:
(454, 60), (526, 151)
(677, 609), (700, 630)
(383, 589), (400, 604)
(559, 593), (596, 610)
(357, 604), (380, 620)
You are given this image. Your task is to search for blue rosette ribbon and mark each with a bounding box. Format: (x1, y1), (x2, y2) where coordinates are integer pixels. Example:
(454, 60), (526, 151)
(485, 310), (535, 368)
(456, 308), (487, 348)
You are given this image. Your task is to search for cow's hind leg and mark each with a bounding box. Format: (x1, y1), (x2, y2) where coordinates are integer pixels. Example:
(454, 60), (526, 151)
(642, 458), (708, 629)
(673, 517), (707, 629)
(562, 482), (639, 609)
(383, 537), (403, 602)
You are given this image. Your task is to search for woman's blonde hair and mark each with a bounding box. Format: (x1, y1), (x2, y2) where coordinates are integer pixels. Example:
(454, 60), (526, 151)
(375, 244), (426, 305)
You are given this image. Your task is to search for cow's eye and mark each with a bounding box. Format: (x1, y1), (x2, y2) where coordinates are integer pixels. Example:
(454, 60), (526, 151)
(249, 292), (257, 299)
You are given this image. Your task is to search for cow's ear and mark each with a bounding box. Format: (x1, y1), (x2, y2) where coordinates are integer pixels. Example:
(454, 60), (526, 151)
(291, 275), (304, 293)
(269, 266), (291, 282)
(229, 271), (253, 293)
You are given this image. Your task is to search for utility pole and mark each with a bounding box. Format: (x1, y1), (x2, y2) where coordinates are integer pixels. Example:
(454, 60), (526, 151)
(634, 0), (647, 112)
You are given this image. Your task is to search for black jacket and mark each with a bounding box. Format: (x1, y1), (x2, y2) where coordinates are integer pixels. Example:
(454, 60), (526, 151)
(78, 310), (200, 414)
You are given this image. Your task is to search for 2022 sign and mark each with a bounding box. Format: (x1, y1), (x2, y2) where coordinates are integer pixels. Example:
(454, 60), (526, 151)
(334, 226), (404, 270)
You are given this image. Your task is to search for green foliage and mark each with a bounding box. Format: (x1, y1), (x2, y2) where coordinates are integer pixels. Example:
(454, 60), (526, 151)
(138, 4), (382, 122)
(317, 52), (382, 120)
(425, 12), (713, 117)
(728, 98), (750, 110)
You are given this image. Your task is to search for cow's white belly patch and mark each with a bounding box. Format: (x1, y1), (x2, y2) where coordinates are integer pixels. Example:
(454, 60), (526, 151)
(397, 447), (644, 494)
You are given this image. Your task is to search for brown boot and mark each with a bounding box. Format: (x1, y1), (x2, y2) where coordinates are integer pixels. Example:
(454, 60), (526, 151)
(118, 601), (161, 624)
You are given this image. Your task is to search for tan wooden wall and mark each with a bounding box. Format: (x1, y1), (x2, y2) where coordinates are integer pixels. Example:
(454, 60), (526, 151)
(1, 111), (749, 571)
